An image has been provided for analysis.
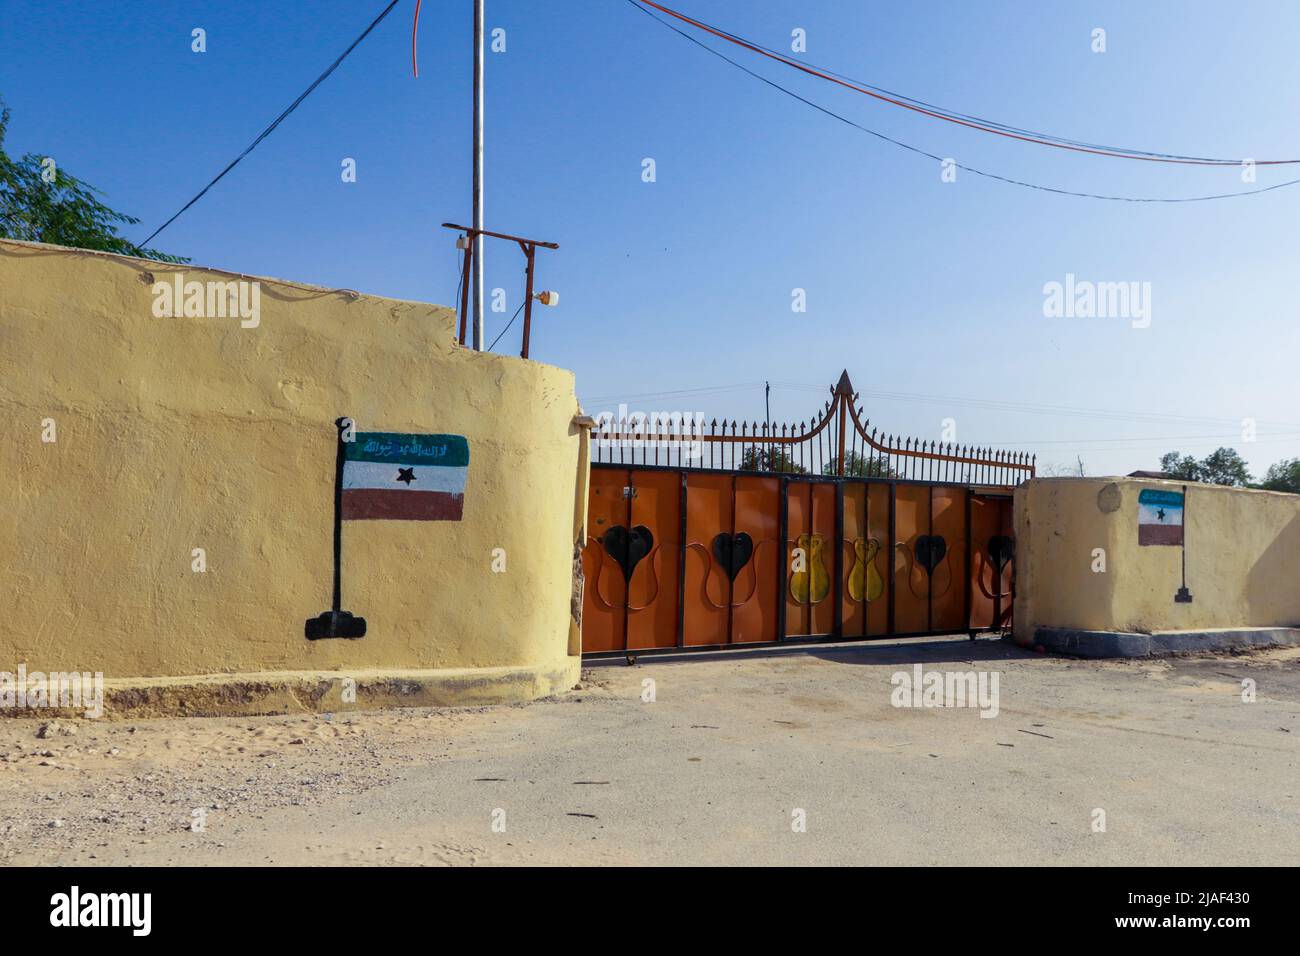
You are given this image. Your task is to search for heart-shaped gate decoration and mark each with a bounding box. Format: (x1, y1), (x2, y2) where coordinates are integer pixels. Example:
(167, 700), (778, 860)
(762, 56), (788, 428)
(602, 525), (654, 582)
(711, 532), (755, 583)
(987, 535), (1015, 572)
(914, 534), (947, 574)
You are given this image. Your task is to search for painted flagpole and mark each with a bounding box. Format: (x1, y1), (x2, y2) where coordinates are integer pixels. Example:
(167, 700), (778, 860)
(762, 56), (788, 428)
(1175, 483), (1193, 603)
(305, 417), (368, 639)
(331, 417), (346, 612)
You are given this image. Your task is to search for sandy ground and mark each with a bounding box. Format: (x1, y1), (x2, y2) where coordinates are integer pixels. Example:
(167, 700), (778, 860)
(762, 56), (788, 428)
(2, 636), (1297, 866)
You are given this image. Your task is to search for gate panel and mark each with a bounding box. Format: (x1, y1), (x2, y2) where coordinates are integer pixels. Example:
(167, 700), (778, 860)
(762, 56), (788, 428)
(627, 470), (680, 651)
(582, 469), (629, 653)
(809, 483), (837, 636)
(784, 482), (809, 637)
(866, 483), (891, 636)
(841, 483), (868, 637)
(930, 487), (969, 632)
(969, 494), (1015, 630)
(732, 476), (780, 644)
(582, 466), (1016, 655)
(682, 474), (782, 647)
(893, 485), (931, 633)
(683, 473), (731, 647)
(784, 481), (838, 637)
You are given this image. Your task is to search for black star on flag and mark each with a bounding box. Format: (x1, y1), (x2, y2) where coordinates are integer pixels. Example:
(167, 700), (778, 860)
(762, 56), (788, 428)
(396, 467), (416, 485)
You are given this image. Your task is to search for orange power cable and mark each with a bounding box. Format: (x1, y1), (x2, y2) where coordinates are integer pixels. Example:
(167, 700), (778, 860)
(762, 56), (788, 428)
(634, 0), (1297, 167)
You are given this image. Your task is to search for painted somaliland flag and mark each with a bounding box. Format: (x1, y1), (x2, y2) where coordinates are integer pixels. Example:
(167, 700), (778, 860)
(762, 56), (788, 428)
(341, 432), (469, 521)
(1138, 488), (1183, 546)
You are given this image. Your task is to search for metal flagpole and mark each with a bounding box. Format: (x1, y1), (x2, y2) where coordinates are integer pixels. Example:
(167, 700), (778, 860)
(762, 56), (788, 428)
(471, 0), (485, 350)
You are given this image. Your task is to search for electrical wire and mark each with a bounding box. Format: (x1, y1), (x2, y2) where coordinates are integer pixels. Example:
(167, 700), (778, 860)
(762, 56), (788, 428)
(583, 380), (1298, 460)
(678, 28), (1212, 163)
(582, 381), (767, 404)
(412, 0), (423, 77)
(625, 0), (1300, 202)
(770, 381), (1300, 430)
(140, 0), (402, 247)
(451, 246), (464, 320)
(487, 301), (526, 352)
(988, 431), (1300, 448)
(632, 0), (1297, 167)
(585, 379), (1300, 431)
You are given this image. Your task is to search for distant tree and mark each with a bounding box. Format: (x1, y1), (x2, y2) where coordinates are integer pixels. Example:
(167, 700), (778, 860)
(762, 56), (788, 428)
(1198, 447), (1252, 486)
(1040, 456), (1087, 478)
(1258, 458), (1300, 494)
(739, 447), (807, 474)
(1157, 447), (1252, 487)
(0, 98), (186, 263)
(1158, 451), (1202, 481)
(823, 452), (896, 478)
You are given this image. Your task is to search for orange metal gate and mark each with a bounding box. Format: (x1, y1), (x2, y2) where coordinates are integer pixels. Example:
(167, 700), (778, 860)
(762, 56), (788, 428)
(582, 468), (1015, 655)
(581, 372), (1023, 656)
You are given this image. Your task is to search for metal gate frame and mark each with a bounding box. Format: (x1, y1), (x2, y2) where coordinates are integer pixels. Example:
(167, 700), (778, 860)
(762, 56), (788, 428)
(582, 371), (1025, 658)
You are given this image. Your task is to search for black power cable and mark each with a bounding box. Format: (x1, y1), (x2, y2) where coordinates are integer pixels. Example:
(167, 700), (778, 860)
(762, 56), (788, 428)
(487, 301), (526, 353)
(140, 0), (402, 247)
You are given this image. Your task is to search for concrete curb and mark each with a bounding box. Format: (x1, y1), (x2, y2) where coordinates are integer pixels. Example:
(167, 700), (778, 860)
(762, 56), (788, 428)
(0, 658), (583, 720)
(1033, 626), (1300, 659)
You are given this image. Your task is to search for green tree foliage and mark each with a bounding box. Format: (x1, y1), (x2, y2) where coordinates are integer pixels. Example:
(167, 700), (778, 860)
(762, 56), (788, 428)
(1258, 458), (1300, 494)
(0, 99), (186, 263)
(1157, 447), (1252, 487)
(823, 452), (896, 478)
(1199, 447), (1253, 486)
(1158, 451), (1201, 481)
(739, 447), (807, 474)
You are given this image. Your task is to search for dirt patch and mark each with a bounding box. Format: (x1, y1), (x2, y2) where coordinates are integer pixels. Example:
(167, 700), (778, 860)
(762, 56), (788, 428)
(0, 704), (502, 863)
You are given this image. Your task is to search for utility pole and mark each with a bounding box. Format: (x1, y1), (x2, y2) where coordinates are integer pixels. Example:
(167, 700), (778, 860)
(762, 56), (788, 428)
(471, 0), (485, 350)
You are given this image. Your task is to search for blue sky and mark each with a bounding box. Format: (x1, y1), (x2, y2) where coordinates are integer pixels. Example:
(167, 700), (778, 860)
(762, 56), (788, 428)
(3, 0), (1298, 477)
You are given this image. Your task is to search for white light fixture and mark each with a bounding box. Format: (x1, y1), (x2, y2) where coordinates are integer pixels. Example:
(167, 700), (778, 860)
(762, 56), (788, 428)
(533, 290), (559, 307)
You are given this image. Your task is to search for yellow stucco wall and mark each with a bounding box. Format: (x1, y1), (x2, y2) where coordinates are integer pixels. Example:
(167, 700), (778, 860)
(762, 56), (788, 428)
(0, 240), (584, 698)
(1014, 476), (1300, 641)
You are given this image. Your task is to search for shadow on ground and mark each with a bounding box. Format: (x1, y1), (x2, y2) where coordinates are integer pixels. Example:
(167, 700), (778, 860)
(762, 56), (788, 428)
(584, 634), (1040, 669)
